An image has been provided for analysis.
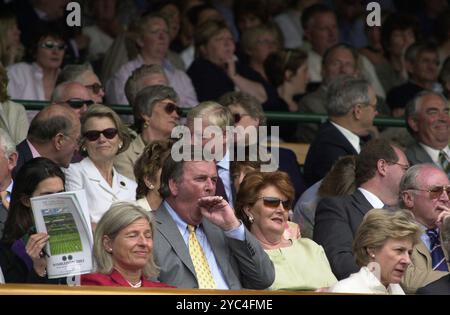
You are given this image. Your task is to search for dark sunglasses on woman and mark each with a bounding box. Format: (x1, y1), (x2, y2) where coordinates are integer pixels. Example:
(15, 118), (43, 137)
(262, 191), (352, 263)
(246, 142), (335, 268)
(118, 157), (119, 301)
(257, 196), (291, 210)
(40, 41), (66, 51)
(84, 128), (118, 141)
(164, 102), (183, 116)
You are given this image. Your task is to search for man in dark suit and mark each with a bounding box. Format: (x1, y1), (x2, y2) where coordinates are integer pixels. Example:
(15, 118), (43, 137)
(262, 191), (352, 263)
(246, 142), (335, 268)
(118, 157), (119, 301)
(304, 76), (378, 187)
(152, 147), (275, 289)
(14, 104), (80, 177)
(404, 91), (450, 171)
(400, 164), (450, 293)
(313, 138), (409, 280)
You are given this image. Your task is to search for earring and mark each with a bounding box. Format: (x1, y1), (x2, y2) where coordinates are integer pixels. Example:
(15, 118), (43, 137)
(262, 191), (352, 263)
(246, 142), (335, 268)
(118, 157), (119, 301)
(143, 121), (149, 129)
(248, 215), (254, 223)
(118, 143), (123, 149)
(149, 184), (155, 190)
(81, 146), (87, 152)
(371, 254), (375, 258)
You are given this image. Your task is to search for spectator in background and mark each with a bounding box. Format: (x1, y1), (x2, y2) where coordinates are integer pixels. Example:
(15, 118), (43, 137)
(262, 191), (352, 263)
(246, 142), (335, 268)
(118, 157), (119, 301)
(64, 105), (136, 224)
(235, 170), (337, 291)
(386, 42), (441, 117)
(330, 209), (421, 294)
(14, 105), (80, 176)
(114, 85), (180, 181)
(134, 139), (174, 212)
(0, 129), (17, 238)
(1, 157), (66, 284)
(378, 13), (420, 95)
(56, 64), (105, 104)
(106, 13), (197, 108)
(0, 64), (28, 144)
(404, 91), (450, 168)
(296, 44), (359, 143)
(303, 76), (377, 187)
(439, 56), (450, 98)
(7, 27), (65, 101)
(81, 202), (173, 288)
(187, 20), (267, 103)
(0, 10), (24, 67)
(264, 49), (309, 141)
(51, 82), (93, 119)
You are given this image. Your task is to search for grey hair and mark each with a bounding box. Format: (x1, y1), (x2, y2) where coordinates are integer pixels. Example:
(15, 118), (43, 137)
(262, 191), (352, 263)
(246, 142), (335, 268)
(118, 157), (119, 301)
(51, 81), (75, 102)
(93, 202), (159, 279)
(404, 42), (438, 64)
(56, 63), (93, 86)
(125, 64), (167, 105)
(399, 163), (442, 207)
(133, 85), (179, 133)
(0, 129), (16, 159)
(404, 90), (449, 135)
(218, 91), (267, 126)
(325, 76), (371, 116)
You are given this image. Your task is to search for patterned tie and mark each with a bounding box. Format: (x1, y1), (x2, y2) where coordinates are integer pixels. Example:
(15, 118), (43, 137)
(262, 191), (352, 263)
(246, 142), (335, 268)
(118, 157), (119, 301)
(426, 228), (448, 271)
(439, 151), (450, 175)
(187, 225), (216, 289)
(0, 191), (10, 210)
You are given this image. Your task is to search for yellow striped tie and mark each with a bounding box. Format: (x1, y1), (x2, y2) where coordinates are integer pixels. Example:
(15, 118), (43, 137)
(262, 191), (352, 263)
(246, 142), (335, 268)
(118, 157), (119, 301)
(187, 225), (216, 289)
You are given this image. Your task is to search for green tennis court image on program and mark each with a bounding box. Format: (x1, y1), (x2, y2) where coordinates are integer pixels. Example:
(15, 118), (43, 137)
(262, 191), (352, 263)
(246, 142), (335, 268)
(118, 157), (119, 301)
(43, 212), (83, 255)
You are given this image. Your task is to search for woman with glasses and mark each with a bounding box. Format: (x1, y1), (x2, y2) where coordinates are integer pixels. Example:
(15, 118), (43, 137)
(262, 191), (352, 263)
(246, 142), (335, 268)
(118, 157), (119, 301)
(235, 170), (337, 291)
(114, 85), (180, 181)
(65, 105), (136, 225)
(6, 26), (65, 102)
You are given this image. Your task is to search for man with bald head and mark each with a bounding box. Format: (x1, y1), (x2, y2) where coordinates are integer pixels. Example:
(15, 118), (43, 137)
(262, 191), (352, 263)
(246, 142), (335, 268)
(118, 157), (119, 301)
(51, 82), (93, 119)
(14, 104), (81, 176)
(404, 91), (450, 174)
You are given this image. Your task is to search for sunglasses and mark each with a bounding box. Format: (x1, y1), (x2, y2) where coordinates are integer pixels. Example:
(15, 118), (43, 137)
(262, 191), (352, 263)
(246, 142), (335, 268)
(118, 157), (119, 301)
(83, 128), (118, 141)
(410, 185), (450, 200)
(40, 41), (66, 51)
(257, 197), (291, 210)
(233, 113), (251, 124)
(65, 98), (94, 109)
(85, 83), (103, 94)
(164, 102), (182, 116)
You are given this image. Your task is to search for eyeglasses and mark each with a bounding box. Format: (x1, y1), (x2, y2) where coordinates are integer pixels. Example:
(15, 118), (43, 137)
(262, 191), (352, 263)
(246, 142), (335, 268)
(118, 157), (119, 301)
(409, 185), (450, 200)
(233, 113), (251, 123)
(164, 102), (182, 116)
(257, 197), (291, 210)
(64, 98), (94, 109)
(83, 128), (118, 141)
(387, 161), (410, 171)
(39, 41), (66, 51)
(84, 83), (103, 94)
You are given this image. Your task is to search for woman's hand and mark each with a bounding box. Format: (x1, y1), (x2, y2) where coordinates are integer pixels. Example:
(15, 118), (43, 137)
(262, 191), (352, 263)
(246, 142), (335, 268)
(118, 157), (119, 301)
(25, 232), (49, 277)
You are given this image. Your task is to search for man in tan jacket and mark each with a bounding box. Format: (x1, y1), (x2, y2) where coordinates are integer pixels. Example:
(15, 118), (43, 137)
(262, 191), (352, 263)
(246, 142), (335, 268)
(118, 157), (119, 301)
(400, 164), (450, 293)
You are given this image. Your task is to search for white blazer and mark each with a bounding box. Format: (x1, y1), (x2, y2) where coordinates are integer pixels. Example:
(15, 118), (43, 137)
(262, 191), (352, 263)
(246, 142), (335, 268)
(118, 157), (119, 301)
(65, 157), (137, 223)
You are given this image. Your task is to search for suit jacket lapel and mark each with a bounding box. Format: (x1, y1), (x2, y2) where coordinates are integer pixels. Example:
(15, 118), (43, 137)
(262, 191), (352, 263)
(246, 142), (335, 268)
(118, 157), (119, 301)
(351, 190), (374, 216)
(154, 205), (196, 276)
(82, 158), (116, 195)
(326, 121), (358, 155)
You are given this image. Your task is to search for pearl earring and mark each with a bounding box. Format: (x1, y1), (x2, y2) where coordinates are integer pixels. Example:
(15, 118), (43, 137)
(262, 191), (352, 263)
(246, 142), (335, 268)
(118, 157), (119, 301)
(248, 215), (254, 223)
(149, 184), (155, 190)
(119, 143), (123, 149)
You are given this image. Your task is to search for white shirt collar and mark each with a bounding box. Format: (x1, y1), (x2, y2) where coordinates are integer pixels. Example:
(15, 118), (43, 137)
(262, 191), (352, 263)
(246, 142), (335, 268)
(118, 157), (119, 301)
(330, 121), (361, 153)
(419, 143), (450, 165)
(358, 187), (384, 209)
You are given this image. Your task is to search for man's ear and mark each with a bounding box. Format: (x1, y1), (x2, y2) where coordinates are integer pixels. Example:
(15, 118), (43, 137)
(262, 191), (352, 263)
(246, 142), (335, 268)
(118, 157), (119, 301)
(168, 178), (179, 197)
(353, 104), (363, 120)
(407, 116), (419, 133)
(21, 195), (31, 208)
(7, 152), (18, 171)
(376, 158), (389, 176)
(284, 69), (294, 82)
(401, 191), (414, 209)
(54, 133), (65, 151)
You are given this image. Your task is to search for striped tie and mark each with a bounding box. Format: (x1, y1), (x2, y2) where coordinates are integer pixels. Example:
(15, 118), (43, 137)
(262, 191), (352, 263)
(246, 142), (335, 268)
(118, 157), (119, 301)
(439, 151), (450, 175)
(426, 228), (448, 272)
(187, 225), (216, 289)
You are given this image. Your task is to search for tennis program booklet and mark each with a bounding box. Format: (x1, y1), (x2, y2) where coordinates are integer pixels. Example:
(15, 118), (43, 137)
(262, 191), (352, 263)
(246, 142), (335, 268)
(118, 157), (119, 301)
(30, 190), (94, 279)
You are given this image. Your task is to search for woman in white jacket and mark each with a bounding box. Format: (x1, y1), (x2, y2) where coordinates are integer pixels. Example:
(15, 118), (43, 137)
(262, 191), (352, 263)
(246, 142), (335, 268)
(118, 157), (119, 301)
(65, 104), (136, 225)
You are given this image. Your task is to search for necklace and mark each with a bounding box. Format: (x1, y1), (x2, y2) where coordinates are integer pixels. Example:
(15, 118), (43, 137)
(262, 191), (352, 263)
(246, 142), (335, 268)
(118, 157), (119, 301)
(126, 280), (142, 288)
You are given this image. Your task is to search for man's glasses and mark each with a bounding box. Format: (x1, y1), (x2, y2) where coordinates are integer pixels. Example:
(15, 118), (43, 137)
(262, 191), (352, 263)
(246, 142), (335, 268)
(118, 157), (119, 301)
(83, 128), (118, 141)
(84, 83), (103, 94)
(40, 41), (66, 51)
(233, 113), (251, 123)
(388, 161), (410, 171)
(409, 185), (450, 200)
(164, 102), (182, 116)
(65, 98), (94, 109)
(257, 197), (291, 210)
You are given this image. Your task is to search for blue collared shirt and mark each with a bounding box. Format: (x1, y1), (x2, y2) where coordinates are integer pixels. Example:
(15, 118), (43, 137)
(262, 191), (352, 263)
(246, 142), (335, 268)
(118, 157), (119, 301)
(216, 150), (233, 207)
(164, 201), (245, 289)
